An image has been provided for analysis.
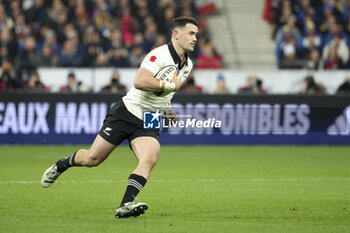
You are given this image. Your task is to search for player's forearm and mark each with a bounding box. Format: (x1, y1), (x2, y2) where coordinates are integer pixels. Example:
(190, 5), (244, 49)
(134, 76), (162, 92)
(134, 68), (175, 93)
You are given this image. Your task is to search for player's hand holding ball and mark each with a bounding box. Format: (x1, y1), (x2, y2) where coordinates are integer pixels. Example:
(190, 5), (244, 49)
(154, 65), (181, 96)
(171, 72), (182, 91)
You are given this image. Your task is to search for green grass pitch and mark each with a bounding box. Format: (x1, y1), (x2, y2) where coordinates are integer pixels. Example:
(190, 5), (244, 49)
(0, 145), (350, 233)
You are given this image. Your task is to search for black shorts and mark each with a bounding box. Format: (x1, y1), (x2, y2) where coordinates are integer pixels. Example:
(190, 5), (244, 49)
(98, 100), (159, 146)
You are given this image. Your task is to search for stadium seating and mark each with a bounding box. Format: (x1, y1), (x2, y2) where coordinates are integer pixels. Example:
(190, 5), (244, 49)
(0, 0), (220, 91)
(264, 0), (350, 70)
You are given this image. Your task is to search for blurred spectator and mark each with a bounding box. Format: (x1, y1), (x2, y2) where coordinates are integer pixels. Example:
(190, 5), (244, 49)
(153, 34), (167, 49)
(50, 4), (69, 43)
(15, 35), (40, 83)
(212, 74), (230, 94)
(128, 46), (145, 67)
(100, 71), (126, 93)
(71, 0), (89, 30)
(25, 70), (48, 92)
(132, 32), (145, 50)
(303, 48), (321, 70)
(25, 0), (48, 27)
(275, 15), (301, 44)
(299, 75), (325, 94)
(143, 22), (158, 52)
(195, 43), (222, 69)
(272, 0), (294, 38)
(121, 8), (138, 49)
(9, 1), (22, 19)
(238, 74), (267, 94)
(60, 72), (88, 92)
(336, 77), (350, 95)
(158, 6), (176, 35)
(83, 25), (109, 52)
(0, 3), (14, 29)
(321, 13), (349, 46)
(109, 47), (130, 67)
(83, 24), (96, 44)
(135, 0), (151, 24)
(41, 29), (61, 55)
(179, 0), (196, 17)
(323, 46), (344, 69)
(93, 52), (109, 67)
(180, 72), (202, 93)
(58, 37), (84, 67)
(12, 13), (27, 41)
(279, 37), (303, 69)
(298, 30), (321, 59)
(300, 13), (320, 36)
(293, 0), (317, 28)
(109, 28), (124, 49)
(297, 19), (322, 59)
(0, 62), (22, 91)
(319, 14), (337, 37)
(67, 29), (85, 54)
(36, 43), (58, 67)
(0, 26), (18, 66)
(92, 0), (115, 39)
(322, 34), (349, 66)
(83, 44), (98, 67)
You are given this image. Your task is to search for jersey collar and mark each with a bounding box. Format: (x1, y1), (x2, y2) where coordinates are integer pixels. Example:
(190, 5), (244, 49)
(167, 42), (188, 69)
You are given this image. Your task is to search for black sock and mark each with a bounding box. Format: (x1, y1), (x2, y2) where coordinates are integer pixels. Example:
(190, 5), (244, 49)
(120, 174), (147, 206)
(56, 152), (77, 173)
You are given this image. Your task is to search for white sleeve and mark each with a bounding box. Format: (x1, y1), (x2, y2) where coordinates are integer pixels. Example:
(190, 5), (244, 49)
(140, 48), (164, 75)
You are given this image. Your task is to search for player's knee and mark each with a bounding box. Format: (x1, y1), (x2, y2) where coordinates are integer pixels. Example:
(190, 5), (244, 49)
(86, 153), (103, 167)
(141, 153), (158, 167)
(86, 158), (101, 167)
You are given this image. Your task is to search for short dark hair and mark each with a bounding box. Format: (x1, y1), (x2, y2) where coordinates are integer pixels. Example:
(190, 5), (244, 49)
(171, 16), (199, 31)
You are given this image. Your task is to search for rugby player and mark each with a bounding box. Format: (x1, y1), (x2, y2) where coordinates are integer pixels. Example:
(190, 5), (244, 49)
(41, 16), (198, 218)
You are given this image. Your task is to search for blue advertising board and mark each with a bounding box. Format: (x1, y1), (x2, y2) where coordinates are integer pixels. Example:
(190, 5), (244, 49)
(0, 93), (349, 145)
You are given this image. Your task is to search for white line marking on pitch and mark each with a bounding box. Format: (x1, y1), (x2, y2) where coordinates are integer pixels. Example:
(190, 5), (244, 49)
(1, 177), (350, 185)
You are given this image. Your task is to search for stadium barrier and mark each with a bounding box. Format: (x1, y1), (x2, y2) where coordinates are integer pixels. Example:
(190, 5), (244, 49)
(36, 68), (349, 94)
(0, 93), (349, 145)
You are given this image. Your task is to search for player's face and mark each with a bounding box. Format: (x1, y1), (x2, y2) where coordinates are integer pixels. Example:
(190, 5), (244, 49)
(178, 23), (198, 52)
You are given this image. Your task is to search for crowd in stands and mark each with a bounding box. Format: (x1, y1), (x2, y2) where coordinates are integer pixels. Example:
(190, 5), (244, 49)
(263, 0), (350, 70)
(0, 0), (222, 92)
(1, 0), (349, 95)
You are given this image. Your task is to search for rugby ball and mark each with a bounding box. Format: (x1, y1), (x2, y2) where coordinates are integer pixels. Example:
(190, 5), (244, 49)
(153, 65), (179, 96)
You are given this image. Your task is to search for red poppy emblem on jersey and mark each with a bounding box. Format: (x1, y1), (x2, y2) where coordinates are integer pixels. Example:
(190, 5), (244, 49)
(150, 55), (157, 62)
